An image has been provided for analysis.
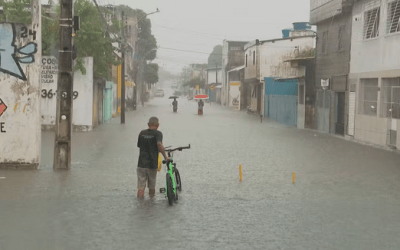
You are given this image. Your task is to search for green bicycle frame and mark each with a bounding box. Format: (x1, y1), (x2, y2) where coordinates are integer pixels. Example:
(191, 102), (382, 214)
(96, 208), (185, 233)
(165, 156), (177, 194)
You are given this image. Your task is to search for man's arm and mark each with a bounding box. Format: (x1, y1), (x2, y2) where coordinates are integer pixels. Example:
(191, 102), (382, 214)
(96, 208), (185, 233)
(157, 142), (170, 160)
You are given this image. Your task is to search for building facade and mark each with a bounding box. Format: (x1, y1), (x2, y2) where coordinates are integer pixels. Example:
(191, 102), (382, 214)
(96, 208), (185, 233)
(310, 0), (354, 135)
(221, 40), (248, 106)
(350, 0), (400, 148)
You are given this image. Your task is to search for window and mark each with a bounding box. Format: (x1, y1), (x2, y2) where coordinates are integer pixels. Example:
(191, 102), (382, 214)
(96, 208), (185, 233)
(245, 54), (248, 67)
(359, 78), (379, 116)
(387, 0), (400, 33)
(338, 26), (345, 50)
(363, 7), (380, 39)
(321, 31), (328, 54)
(253, 51), (255, 65)
(381, 78), (400, 118)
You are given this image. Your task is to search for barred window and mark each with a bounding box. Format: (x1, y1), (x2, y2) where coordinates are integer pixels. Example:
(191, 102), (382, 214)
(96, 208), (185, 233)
(364, 7), (380, 39)
(387, 0), (400, 33)
(381, 78), (400, 118)
(359, 78), (379, 116)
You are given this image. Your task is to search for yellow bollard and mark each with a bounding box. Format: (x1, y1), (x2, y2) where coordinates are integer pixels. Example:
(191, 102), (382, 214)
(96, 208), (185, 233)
(292, 172), (295, 184)
(239, 165), (243, 182)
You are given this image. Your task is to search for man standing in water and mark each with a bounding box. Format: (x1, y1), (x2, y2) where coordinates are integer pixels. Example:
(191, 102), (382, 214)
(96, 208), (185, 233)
(172, 98), (178, 112)
(137, 117), (170, 198)
(198, 99), (204, 115)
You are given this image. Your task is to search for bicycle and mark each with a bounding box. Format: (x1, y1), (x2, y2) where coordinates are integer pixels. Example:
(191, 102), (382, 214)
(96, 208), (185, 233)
(160, 144), (190, 205)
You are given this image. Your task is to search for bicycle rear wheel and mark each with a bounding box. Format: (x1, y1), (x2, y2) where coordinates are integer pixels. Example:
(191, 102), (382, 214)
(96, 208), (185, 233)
(166, 174), (174, 205)
(175, 168), (182, 191)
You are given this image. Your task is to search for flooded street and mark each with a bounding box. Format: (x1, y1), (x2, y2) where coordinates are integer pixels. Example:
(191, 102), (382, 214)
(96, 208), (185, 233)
(2, 89), (400, 250)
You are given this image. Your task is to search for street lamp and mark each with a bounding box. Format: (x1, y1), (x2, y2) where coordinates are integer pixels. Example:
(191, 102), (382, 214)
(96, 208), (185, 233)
(135, 8), (160, 27)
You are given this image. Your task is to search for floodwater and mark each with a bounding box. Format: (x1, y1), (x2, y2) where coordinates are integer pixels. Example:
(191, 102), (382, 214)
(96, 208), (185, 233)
(1, 87), (400, 250)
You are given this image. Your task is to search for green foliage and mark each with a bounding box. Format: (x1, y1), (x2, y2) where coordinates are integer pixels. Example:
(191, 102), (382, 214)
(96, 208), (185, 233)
(42, 4), (60, 57)
(117, 7), (157, 60)
(144, 63), (159, 84)
(73, 0), (121, 80)
(0, 0), (31, 24)
(208, 45), (222, 67)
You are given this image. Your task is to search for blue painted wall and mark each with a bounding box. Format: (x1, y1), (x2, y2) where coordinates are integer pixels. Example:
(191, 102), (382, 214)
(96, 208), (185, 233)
(265, 77), (298, 96)
(264, 77), (298, 126)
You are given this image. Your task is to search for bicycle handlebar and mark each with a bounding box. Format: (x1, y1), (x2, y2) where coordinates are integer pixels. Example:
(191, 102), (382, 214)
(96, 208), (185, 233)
(164, 144), (190, 153)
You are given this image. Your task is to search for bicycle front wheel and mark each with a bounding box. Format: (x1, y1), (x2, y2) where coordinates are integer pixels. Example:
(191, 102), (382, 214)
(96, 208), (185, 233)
(166, 174), (174, 205)
(175, 168), (182, 191)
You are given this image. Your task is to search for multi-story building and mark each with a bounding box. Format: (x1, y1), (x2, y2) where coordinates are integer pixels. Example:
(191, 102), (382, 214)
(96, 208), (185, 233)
(310, 0), (354, 135)
(244, 23), (315, 122)
(350, 0), (400, 149)
(221, 40), (248, 106)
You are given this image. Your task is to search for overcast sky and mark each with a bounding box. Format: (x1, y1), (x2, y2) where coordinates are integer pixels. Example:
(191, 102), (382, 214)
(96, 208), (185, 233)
(45, 0), (311, 74)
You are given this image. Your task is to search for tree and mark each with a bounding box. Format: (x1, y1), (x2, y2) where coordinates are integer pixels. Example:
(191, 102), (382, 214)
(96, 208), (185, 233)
(73, 0), (120, 79)
(208, 45), (222, 67)
(143, 63), (159, 84)
(0, 0), (31, 23)
(42, 3), (60, 57)
(115, 6), (158, 60)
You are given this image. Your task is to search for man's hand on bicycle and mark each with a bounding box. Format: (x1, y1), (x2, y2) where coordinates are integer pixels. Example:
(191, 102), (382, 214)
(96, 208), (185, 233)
(163, 158), (173, 164)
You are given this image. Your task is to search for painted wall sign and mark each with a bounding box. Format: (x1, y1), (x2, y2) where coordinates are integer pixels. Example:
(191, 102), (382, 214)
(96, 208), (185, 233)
(0, 122), (5, 133)
(0, 23), (38, 80)
(0, 98), (7, 117)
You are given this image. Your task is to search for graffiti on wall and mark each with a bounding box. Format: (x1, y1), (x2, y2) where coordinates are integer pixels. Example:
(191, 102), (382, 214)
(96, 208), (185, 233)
(0, 23), (38, 80)
(0, 99), (6, 133)
(0, 98), (7, 117)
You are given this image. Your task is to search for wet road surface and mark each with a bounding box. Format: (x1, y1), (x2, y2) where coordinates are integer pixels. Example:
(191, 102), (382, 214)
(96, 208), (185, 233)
(1, 88), (400, 250)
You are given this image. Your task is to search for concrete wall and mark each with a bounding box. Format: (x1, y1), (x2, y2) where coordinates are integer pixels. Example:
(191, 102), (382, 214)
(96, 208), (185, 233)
(350, 0), (400, 147)
(222, 40), (248, 106)
(206, 68), (222, 84)
(310, 0), (343, 24)
(314, 10), (353, 135)
(0, 3), (42, 169)
(261, 37), (315, 79)
(244, 43), (259, 80)
(315, 14), (352, 88)
(350, 0), (400, 75)
(41, 57), (94, 130)
(103, 81), (113, 122)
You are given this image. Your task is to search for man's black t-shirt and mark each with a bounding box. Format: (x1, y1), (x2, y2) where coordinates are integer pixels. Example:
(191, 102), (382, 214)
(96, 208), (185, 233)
(137, 129), (163, 169)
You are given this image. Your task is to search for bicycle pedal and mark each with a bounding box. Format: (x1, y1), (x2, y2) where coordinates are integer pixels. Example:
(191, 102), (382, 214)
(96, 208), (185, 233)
(159, 188), (165, 193)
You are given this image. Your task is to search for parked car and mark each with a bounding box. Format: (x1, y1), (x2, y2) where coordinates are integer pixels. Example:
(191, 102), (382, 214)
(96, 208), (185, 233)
(155, 89), (165, 97)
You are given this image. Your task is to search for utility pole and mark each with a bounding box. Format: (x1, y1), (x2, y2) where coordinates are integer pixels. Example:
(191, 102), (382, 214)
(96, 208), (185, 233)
(54, 0), (74, 169)
(121, 11), (125, 124)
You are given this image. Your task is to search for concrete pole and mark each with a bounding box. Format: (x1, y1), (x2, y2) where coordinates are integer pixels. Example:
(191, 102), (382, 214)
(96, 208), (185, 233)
(54, 0), (74, 169)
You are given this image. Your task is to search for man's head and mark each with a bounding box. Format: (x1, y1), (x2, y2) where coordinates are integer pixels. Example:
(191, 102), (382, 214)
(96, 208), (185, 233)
(148, 117), (159, 129)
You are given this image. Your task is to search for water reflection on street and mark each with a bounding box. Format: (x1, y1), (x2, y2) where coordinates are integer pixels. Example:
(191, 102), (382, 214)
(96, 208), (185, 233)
(1, 89), (400, 250)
